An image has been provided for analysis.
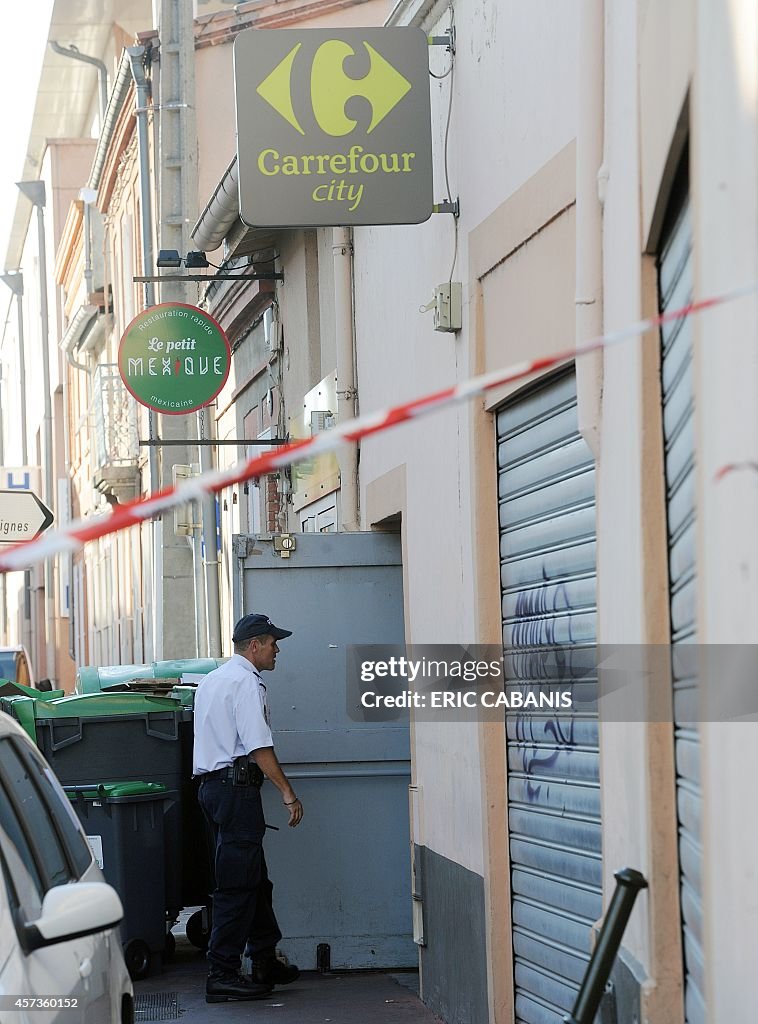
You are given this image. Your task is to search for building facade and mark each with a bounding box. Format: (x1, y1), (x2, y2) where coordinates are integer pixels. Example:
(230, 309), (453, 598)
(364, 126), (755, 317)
(2, 1), (757, 1023)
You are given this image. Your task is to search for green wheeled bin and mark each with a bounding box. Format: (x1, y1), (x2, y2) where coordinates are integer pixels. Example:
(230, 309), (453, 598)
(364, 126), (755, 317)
(72, 662), (221, 946)
(10, 692), (186, 925)
(0, 682), (65, 723)
(65, 782), (174, 980)
(0, 679), (65, 700)
(173, 689), (215, 948)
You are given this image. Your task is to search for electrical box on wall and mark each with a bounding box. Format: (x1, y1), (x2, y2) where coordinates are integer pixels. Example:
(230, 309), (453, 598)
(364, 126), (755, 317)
(433, 282), (462, 332)
(310, 410), (335, 435)
(264, 306), (281, 352)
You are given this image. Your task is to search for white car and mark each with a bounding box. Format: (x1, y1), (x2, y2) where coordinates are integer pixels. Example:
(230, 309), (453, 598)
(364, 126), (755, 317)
(0, 714), (133, 1023)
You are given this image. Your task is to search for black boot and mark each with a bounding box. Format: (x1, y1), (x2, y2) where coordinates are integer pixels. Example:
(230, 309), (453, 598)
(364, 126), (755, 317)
(206, 969), (273, 1003)
(251, 952), (300, 986)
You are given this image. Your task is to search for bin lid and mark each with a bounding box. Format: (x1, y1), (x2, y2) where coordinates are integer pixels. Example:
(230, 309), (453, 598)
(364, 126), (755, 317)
(34, 692), (182, 720)
(2, 696), (37, 742)
(65, 781), (169, 801)
(154, 659), (223, 679)
(76, 659), (225, 694)
(0, 681), (65, 700)
(168, 686), (196, 708)
(76, 664), (155, 694)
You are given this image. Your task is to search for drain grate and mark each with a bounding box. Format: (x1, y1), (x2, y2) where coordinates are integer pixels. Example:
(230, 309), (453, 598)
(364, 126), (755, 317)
(134, 992), (182, 1021)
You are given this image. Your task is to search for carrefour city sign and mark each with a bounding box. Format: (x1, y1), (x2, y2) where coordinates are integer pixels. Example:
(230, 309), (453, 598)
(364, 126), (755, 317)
(118, 303), (231, 415)
(234, 27), (433, 227)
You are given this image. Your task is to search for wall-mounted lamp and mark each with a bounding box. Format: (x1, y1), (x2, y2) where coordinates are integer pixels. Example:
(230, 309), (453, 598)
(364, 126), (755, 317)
(156, 249), (212, 269)
(137, 250), (282, 283)
(156, 249), (183, 268)
(185, 251), (211, 269)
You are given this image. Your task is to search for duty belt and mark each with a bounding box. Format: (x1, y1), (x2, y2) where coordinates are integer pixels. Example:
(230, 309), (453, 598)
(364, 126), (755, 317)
(201, 761), (264, 788)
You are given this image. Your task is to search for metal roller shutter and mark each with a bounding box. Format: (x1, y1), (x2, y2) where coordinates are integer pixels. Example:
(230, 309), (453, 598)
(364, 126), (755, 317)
(497, 368), (600, 1024)
(659, 196), (704, 1024)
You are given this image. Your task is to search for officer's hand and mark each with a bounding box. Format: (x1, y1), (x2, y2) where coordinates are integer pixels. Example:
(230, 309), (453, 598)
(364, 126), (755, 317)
(284, 797), (303, 827)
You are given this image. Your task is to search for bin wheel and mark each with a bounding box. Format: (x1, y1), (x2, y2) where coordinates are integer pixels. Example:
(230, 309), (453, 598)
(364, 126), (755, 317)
(186, 909), (211, 950)
(124, 939), (151, 980)
(164, 930), (176, 962)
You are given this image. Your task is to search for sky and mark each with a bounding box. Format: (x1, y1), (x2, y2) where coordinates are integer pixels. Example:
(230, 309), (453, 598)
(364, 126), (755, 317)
(0, 1), (56, 270)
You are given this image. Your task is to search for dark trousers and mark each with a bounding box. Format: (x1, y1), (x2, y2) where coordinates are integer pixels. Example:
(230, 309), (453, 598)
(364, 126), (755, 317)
(199, 776), (282, 975)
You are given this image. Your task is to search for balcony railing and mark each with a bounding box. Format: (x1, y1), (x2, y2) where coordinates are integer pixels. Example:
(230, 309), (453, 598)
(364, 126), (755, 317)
(92, 363), (139, 470)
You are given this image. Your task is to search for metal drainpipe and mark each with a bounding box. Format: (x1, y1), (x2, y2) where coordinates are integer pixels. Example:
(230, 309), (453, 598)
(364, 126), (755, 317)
(61, 337), (74, 662)
(0, 367), (5, 639)
(189, 524), (207, 659)
(81, 191), (95, 298)
(14, 281), (32, 660)
(62, 198), (98, 381)
(8, 281), (30, 467)
(0, 272), (32, 654)
(62, 184), (96, 659)
(332, 227), (359, 530)
(128, 45), (163, 661)
(49, 42), (108, 125)
(155, 0), (221, 659)
(199, 411), (221, 657)
(61, 336), (84, 660)
(575, 0), (605, 457)
(32, 196), (57, 684)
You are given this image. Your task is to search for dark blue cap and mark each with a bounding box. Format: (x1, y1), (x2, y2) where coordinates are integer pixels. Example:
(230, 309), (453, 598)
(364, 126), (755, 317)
(232, 613), (293, 643)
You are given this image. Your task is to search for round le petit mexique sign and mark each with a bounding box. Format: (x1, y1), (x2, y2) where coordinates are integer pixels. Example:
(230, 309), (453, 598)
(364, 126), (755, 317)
(118, 303), (231, 415)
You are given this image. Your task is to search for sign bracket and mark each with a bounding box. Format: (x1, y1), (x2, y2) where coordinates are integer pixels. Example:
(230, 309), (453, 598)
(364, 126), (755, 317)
(428, 28), (456, 53)
(133, 273), (283, 283)
(138, 438), (288, 447)
(433, 198), (460, 217)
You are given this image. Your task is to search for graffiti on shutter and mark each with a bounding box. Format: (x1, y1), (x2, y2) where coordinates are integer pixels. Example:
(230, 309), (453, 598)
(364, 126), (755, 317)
(497, 368), (600, 1024)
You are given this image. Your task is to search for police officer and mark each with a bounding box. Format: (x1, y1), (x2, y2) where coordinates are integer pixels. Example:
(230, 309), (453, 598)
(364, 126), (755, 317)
(193, 613), (304, 1004)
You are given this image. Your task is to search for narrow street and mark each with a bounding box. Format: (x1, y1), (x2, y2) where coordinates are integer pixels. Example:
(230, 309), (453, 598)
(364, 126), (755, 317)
(134, 922), (435, 1024)
(2, 2), (758, 1022)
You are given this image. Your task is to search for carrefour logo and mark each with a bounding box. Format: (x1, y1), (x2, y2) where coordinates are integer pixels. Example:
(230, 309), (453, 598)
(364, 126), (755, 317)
(258, 40), (412, 137)
(234, 28), (434, 227)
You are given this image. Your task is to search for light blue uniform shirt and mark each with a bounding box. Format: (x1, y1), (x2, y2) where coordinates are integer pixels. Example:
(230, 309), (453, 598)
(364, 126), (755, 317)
(192, 654), (274, 776)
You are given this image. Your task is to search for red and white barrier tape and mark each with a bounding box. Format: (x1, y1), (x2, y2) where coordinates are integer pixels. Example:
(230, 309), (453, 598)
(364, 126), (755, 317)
(0, 284), (753, 573)
(714, 461), (758, 482)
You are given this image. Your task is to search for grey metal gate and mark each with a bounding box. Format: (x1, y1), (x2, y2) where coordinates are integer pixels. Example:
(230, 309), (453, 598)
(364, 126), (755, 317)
(659, 195), (703, 1024)
(497, 368), (600, 1024)
(237, 531), (415, 969)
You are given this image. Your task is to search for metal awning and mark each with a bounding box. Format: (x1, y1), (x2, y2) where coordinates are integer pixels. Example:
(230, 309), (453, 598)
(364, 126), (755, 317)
(59, 304), (98, 353)
(191, 155), (240, 253)
(191, 153), (282, 257)
(87, 50), (133, 192)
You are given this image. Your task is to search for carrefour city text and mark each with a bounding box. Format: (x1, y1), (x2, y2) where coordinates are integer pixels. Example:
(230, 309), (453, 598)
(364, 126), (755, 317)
(257, 144), (417, 212)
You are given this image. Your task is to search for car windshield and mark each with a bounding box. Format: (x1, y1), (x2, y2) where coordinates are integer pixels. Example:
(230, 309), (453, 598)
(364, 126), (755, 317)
(0, 654), (17, 681)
